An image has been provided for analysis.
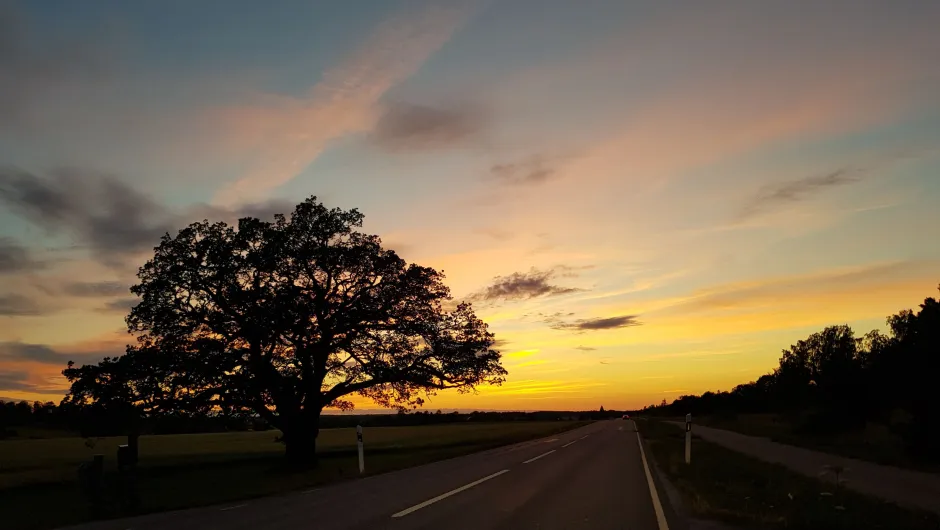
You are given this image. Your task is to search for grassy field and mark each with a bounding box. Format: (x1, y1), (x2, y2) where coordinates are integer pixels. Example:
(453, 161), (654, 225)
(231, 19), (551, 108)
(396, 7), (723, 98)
(692, 413), (935, 472)
(637, 418), (940, 529)
(1, 421), (586, 530)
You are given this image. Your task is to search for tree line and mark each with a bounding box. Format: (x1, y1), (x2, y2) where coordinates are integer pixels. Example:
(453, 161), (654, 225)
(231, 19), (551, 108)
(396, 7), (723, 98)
(0, 400), (622, 439)
(643, 285), (940, 461)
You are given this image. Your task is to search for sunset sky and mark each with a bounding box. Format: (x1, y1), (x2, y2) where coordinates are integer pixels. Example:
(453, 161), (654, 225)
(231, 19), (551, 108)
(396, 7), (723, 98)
(1, 0), (939, 411)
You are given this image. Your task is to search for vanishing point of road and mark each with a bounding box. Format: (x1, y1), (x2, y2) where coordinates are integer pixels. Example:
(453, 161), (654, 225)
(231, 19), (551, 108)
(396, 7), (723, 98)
(65, 421), (677, 530)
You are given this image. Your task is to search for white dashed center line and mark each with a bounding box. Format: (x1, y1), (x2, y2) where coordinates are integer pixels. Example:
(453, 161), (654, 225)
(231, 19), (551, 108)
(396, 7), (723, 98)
(523, 449), (556, 464)
(391, 469), (510, 518)
(562, 440), (578, 448)
(220, 504), (248, 511)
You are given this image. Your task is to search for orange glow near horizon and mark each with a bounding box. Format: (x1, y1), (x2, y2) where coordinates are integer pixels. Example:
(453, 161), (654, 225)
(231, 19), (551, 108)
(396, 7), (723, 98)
(2, 2), (940, 412)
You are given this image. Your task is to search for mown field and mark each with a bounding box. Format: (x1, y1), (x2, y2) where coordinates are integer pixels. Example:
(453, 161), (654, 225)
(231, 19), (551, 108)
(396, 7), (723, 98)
(1, 421), (586, 530)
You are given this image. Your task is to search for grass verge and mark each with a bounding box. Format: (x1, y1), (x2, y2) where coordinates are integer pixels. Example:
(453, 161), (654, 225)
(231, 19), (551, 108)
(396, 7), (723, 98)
(636, 418), (940, 529)
(1, 421), (586, 530)
(691, 413), (939, 472)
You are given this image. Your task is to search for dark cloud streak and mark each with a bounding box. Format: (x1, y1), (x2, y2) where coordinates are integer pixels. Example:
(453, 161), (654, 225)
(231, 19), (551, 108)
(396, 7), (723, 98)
(0, 166), (301, 272)
(63, 281), (128, 297)
(0, 370), (67, 395)
(0, 294), (42, 316)
(371, 102), (485, 150)
(547, 314), (641, 333)
(0, 341), (117, 366)
(471, 267), (584, 302)
(0, 237), (40, 274)
(96, 297), (138, 314)
(739, 168), (863, 220)
(0, 166), (172, 267)
(490, 157), (557, 186)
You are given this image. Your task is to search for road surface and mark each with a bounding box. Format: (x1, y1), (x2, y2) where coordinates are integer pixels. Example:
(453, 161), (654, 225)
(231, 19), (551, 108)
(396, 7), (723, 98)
(675, 422), (940, 515)
(66, 421), (674, 530)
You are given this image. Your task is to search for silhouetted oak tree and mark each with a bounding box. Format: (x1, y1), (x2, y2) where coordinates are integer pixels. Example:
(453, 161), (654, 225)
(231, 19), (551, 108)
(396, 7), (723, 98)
(63, 197), (506, 465)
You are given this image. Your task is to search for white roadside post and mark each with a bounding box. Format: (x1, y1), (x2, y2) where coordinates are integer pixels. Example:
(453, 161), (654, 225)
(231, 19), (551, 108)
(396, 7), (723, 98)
(357, 425), (365, 474)
(685, 413), (692, 464)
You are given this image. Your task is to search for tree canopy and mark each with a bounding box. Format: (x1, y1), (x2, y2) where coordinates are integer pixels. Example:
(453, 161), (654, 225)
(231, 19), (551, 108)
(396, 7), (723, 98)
(63, 197), (506, 463)
(644, 285), (940, 461)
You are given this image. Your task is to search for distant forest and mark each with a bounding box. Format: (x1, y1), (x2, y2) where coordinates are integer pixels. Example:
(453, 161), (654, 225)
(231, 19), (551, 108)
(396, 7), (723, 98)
(643, 285), (940, 461)
(0, 400), (624, 439)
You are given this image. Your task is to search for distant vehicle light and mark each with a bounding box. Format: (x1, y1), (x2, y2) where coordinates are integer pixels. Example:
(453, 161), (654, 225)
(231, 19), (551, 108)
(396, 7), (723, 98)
(622, 414), (630, 420)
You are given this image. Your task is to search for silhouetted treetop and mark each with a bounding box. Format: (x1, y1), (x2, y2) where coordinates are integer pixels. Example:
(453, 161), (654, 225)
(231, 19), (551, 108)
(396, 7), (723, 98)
(643, 284), (940, 461)
(64, 196), (507, 465)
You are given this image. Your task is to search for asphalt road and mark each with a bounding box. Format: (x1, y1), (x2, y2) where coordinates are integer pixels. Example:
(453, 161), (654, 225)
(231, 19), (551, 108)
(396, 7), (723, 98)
(66, 420), (672, 530)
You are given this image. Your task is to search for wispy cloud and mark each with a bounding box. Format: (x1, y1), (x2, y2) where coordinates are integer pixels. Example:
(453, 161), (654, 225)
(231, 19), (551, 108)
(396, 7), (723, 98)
(213, 5), (473, 206)
(0, 166), (172, 268)
(547, 314), (641, 333)
(474, 226), (515, 241)
(62, 281), (128, 298)
(0, 237), (41, 274)
(0, 370), (66, 395)
(0, 294), (42, 316)
(0, 166), (297, 270)
(738, 168), (864, 220)
(504, 349), (539, 359)
(491, 338), (511, 348)
(660, 260), (933, 315)
(370, 101), (485, 150)
(574, 345), (597, 351)
(95, 297), (138, 314)
(489, 155), (560, 186)
(470, 266), (585, 303)
(0, 340), (120, 367)
(479, 379), (608, 396)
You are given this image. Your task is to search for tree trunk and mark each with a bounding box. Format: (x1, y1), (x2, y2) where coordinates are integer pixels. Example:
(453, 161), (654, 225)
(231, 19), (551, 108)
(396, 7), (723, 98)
(283, 413), (320, 469)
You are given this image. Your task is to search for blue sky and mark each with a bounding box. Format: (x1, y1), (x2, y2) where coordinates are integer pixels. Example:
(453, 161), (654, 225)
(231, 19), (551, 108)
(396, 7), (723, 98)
(1, 0), (939, 409)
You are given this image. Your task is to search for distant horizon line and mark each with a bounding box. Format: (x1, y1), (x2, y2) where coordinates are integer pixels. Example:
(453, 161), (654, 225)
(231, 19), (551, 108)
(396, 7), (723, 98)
(0, 398), (633, 415)
(322, 407), (630, 415)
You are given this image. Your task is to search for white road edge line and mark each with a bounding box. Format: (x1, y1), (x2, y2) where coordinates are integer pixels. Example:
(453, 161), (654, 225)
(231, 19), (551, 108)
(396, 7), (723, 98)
(523, 449), (556, 464)
(220, 504), (248, 511)
(391, 469), (510, 518)
(635, 429), (670, 530)
(562, 439), (578, 448)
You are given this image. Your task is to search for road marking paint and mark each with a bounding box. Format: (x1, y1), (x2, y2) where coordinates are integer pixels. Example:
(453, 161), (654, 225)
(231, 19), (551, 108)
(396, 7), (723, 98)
(391, 469), (509, 518)
(301, 488), (320, 494)
(578, 434), (589, 440)
(635, 430), (670, 530)
(523, 449), (556, 464)
(543, 438), (559, 443)
(562, 439), (578, 448)
(220, 504), (248, 511)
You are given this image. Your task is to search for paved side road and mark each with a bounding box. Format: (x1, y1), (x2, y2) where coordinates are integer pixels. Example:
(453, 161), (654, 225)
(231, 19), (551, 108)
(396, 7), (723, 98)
(674, 422), (940, 515)
(65, 421), (674, 530)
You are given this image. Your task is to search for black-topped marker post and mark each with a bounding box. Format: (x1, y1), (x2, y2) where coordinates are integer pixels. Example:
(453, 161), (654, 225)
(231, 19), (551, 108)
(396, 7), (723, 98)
(357, 425), (364, 474)
(685, 413), (692, 464)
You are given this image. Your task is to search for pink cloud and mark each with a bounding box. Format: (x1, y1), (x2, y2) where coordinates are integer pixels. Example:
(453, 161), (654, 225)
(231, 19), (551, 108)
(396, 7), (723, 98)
(211, 5), (472, 206)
